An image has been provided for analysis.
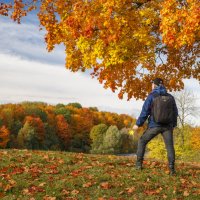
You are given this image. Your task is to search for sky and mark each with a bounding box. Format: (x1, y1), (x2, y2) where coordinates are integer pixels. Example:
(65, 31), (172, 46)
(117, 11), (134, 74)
(0, 14), (200, 125)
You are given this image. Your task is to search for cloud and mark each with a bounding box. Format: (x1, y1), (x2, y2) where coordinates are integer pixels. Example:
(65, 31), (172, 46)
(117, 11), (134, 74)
(0, 15), (65, 65)
(0, 53), (142, 114)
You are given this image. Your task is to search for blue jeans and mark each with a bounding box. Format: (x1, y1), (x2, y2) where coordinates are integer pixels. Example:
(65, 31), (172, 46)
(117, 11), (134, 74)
(136, 127), (175, 165)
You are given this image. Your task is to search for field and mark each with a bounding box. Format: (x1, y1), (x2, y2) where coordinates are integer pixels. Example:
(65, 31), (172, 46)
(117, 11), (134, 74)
(0, 149), (200, 200)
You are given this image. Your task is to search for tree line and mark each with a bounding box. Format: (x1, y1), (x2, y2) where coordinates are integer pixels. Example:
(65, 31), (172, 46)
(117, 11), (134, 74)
(0, 102), (138, 153)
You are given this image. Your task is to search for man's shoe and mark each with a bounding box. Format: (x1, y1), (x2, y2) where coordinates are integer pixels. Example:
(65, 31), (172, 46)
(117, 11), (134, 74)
(135, 161), (142, 170)
(169, 170), (176, 176)
(169, 164), (176, 176)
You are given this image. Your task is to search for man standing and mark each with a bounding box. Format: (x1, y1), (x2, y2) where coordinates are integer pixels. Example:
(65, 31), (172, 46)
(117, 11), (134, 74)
(132, 78), (178, 175)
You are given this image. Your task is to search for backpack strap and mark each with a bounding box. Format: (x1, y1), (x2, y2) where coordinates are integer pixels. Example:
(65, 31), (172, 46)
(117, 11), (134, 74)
(152, 92), (169, 98)
(152, 92), (160, 99)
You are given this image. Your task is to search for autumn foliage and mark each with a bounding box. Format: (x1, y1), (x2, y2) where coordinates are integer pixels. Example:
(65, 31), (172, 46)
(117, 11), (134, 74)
(0, 102), (134, 152)
(147, 125), (200, 161)
(191, 127), (200, 150)
(55, 114), (71, 149)
(24, 116), (45, 142)
(0, 126), (10, 148)
(0, 0), (199, 99)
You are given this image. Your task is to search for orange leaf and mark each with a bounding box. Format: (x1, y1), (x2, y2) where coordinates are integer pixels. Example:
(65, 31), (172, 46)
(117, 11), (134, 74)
(126, 186), (136, 194)
(0, 192), (5, 198)
(43, 196), (56, 200)
(83, 182), (92, 188)
(183, 191), (189, 197)
(100, 182), (110, 189)
(71, 189), (79, 195)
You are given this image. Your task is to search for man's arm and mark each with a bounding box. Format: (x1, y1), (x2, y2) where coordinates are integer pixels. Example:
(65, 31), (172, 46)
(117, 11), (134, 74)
(136, 94), (153, 127)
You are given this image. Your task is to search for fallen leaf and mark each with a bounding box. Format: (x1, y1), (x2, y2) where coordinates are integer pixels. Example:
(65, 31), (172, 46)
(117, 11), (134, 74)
(39, 182), (47, 187)
(87, 175), (94, 180)
(22, 188), (29, 195)
(62, 189), (70, 195)
(57, 159), (64, 164)
(0, 192), (5, 198)
(183, 191), (189, 197)
(144, 189), (159, 195)
(163, 194), (167, 199)
(180, 178), (187, 184)
(127, 187), (135, 194)
(43, 196), (56, 200)
(83, 182), (92, 188)
(4, 179), (16, 192)
(100, 182), (110, 189)
(126, 187), (136, 194)
(71, 189), (79, 195)
(191, 181), (197, 186)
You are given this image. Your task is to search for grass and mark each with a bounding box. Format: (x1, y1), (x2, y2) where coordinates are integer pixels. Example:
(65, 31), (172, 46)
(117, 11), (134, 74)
(0, 149), (200, 200)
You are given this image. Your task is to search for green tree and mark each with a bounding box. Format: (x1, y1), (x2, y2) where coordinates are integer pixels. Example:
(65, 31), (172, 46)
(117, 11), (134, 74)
(55, 103), (65, 108)
(43, 123), (61, 151)
(17, 122), (36, 149)
(54, 107), (71, 123)
(17, 119), (45, 150)
(23, 103), (47, 122)
(90, 124), (108, 154)
(67, 103), (82, 109)
(102, 125), (122, 154)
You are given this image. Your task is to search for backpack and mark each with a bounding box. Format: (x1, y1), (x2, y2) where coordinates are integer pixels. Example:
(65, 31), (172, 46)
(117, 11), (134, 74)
(151, 93), (174, 124)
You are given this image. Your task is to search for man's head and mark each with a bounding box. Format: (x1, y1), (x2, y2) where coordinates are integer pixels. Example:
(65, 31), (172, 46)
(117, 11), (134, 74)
(152, 78), (164, 89)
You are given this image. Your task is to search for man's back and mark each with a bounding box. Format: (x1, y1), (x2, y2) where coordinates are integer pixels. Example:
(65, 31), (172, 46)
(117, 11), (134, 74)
(136, 85), (178, 128)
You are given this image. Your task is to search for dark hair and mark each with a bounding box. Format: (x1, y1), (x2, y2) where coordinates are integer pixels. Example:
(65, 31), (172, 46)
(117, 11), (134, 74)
(152, 78), (164, 86)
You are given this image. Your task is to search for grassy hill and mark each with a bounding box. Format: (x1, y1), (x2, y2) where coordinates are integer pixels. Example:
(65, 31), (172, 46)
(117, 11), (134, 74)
(0, 149), (199, 200)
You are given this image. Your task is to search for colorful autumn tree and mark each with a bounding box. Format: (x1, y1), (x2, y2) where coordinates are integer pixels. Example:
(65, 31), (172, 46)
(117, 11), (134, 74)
(44, 106), (61, 150)
(22, 102), (48, 122)
(147, 126), (200, 161)
(0, 107), (14, 131)
(17, 122), (36, 149)
(17, 116), (45, 149)
(55, 114), (71, 150)
(190, 127), (200, 151)
(1, 0), (199, 99)
(25, 116), (45, 142)
(0, 126), (10, 148)
(70, 108), (94, 151)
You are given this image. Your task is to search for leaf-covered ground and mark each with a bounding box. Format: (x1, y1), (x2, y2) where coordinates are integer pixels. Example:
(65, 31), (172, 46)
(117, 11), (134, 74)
(0, 149), (199, 200)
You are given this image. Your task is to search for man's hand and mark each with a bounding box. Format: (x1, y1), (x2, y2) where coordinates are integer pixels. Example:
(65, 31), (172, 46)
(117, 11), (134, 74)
(132, 125), (139, 130)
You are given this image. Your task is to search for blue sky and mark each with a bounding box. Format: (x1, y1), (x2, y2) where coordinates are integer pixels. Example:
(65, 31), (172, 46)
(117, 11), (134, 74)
(0, 13), (200, 125)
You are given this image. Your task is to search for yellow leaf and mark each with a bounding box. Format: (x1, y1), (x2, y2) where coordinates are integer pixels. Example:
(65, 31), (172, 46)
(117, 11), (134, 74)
(129, 130), (134, 135)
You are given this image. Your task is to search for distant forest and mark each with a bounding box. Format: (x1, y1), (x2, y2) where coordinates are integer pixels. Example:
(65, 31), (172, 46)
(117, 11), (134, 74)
(0, 102), (137, 153)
